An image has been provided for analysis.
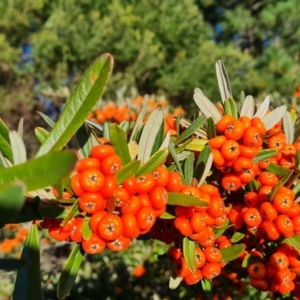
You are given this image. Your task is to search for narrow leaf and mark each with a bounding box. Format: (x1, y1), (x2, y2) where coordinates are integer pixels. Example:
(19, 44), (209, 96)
(57, 244), (85, 299)
(82, 217), (92, 240)
(193, 88), (222, 123)
(13, 224), (42, 300)
(283, 111), (295, 144)
(168, 192), (209, 207)
(159, 130), (171, 150)
(85, 119), (103, 134)
(207, 117), (216, 139)
(0, 133), (13, 163)
(215, 60), (232, 102)
(261, 105), (287, 130)
(185, 139), (208, 152)
(173, 116), (205, 146)
(0, 181), (25, 228)
(36, 111), (55, 127)
(150, 120), (165, 155)
(160, 211), (176, 219)
(184, 152), (194, 185)
(266, 163), (290, 176)
(0, 119), (10, 142)
(220, 244), (245, 262)
(75, 124), (92, 158)
(254, 96), (270, 118)
(183, 237), (196, 273)
(18, 118), (24, 138)
(135, 148), (168, 177)
(9, 131), (27, 165)
(169, 271), (183, 290)
(129, 105), (149, 142)
(168, 143), (184, 176)
(195, 146), (212, 184)
(34, 127), (49, 144)
(36, 53), (113, 157)
(224, 98), (238, 119)
(0, 151), (77, 192)
(137, 107), (164, 163)
(230, 232), (245, 243)
(253, 149), (277, 163)
(240, 95), (255, 118)
(109, 124), (131, 165)
(115, 160), (141, 185)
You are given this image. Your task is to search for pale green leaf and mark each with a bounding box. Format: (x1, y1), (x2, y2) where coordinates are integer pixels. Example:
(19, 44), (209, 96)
(283, 111), (294, 144)
(215, 60), (232, 103)
(9, 131), (27, 164)
(168, 192), (209, 207)
(240, 95), (255, 118)
(254, 95), (270, 118)
(183, 237), (196, 273)
(138, 107), (164, 163)
(261, 105), (287, 130)
(34, 127), (49, 144)
(193, 88), (222, 123)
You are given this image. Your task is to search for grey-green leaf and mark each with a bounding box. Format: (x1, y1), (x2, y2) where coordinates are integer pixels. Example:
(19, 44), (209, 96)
(183, 237), (196, 274)
(261, 105), (286, 130)
(36, 53), (113, 157)
(254, 95), (270, 118)
(193, 88), (222, 123)
(215, 60), (232, 103)
(283, 111), (294, 144)
(240, 95), (255, 118)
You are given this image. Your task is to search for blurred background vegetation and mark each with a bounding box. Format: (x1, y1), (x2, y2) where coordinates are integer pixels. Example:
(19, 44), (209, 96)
(1, 0), (300, 117)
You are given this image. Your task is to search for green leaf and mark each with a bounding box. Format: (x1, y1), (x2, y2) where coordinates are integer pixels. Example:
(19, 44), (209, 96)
(173, 116), (205, 146)
(240, 95), (255, 118)
(193, 88), (222, 123)
(224, 98), (238, 119)
(13, 224), (42, 300)
(135, 148), (168, 177)
(160, 211), (176, 219)
(169, 271), (183, 290)
(75, 124), (92, 158)
(60, 199), (80, 227)
(0, 258), (27, 271)
(195, 145), (212, 185)
(261, 105), (287, 130)
(230, 232), (245, 243)
(201, 278), (212, 300)
(242, 253), (263, 268)
(0, 133), (13, 163)
(207, 117), (216, 139)
(137, 106), (164, 163)
(36, 53), (113, 157)
(183, 237), (196, 274)
(57, 244), (85, 299)
(266, 163), (290, 176)
(253, 149), (277, 163)
(168, 143), (184, 176)
(34, 127), (49, 144)
(293, 181), (300, 197)
(168, 192), (209, 207)
(216, 60), (232, 103)
(0, 119), (10, 142)
(0, 181), (25, 228)
(9, 131), (27, 165)
(115, 160), (141, 185)
(284, 236), (300, 252)
(214, 219), (231, 238)
(0, 151), (77, 192)
(151, 120), (165, 155)
(109, 124), (131, 165)
(36, 111), (55, 127)
(185, 138), (208, 152)
(184, 152), (194, 185)
(39, 206), (67, 219)
(220, 244), (245, 263)
(82, 217), (92, 240)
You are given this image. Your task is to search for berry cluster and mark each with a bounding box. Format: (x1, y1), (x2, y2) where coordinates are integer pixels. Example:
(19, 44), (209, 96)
(42, 144), (170, 254)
